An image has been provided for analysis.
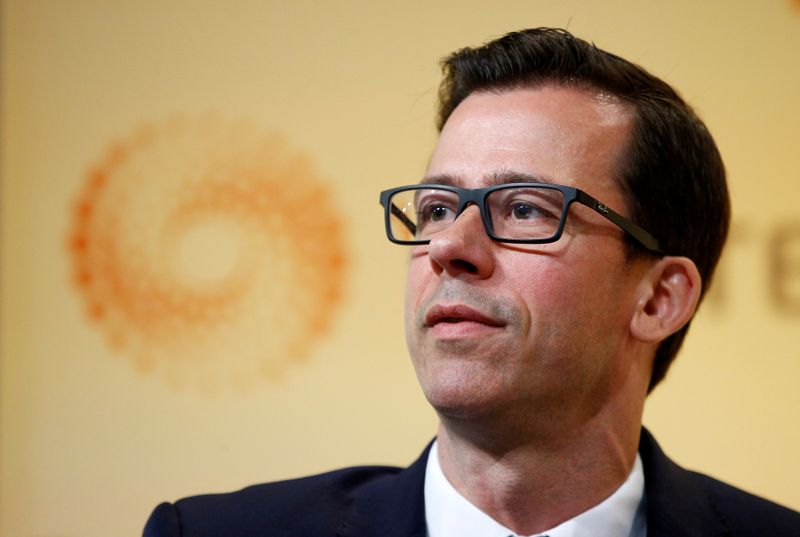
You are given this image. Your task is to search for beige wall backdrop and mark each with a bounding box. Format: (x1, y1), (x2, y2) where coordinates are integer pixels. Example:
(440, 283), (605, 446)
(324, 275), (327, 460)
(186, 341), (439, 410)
(2, 1), (799, 535)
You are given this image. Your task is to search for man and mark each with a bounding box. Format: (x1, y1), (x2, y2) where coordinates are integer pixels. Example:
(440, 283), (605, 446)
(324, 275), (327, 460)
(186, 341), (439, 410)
(144, 28), (800, 536)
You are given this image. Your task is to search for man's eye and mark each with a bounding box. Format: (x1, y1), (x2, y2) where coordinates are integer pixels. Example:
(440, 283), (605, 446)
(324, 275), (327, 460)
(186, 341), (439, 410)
(510, 203), (543, 220)
(429, 206), (451, 221)
(419, 204), (454, 222)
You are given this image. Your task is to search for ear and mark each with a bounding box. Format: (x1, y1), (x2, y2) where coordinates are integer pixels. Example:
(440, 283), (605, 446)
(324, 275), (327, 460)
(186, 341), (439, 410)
(630, 256), (702, 344)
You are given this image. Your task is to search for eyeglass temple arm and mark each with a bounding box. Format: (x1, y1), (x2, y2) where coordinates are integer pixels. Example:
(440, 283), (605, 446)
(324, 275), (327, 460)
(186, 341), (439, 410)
(390, 203), (417, 235)
(576, 191), (663, 254)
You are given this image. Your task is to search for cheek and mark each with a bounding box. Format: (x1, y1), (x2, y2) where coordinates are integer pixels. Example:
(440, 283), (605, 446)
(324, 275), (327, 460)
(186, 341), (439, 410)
(507, 257), (574, 309)
(511, 252), (622, 338)
(404, 255), (429, 335)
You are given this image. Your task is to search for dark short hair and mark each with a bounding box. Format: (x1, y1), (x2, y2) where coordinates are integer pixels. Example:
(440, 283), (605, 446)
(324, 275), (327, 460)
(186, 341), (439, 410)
(437, 28), (730, 391)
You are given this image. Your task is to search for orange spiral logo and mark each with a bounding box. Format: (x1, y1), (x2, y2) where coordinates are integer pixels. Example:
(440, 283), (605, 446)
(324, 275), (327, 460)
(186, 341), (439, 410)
(69, 115), (348, 393)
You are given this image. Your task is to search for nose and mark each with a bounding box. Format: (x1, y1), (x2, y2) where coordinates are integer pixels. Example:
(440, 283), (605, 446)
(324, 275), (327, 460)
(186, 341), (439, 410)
(427, 205), (495, 279)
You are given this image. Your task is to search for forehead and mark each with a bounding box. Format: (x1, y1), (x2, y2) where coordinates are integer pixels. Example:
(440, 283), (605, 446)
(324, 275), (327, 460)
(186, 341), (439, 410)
(426, 86), (633, 200)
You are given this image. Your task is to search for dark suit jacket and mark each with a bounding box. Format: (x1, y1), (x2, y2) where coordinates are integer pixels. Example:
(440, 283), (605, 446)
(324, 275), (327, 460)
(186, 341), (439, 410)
(143, 429), (800, 536)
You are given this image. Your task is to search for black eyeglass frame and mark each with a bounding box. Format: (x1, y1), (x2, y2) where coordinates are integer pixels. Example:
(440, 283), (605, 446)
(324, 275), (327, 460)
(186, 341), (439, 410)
(379, 183), (663, 254)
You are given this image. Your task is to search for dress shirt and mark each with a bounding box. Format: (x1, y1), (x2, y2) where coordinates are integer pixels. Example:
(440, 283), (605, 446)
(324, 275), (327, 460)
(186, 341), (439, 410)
(424, 440), (646, 537)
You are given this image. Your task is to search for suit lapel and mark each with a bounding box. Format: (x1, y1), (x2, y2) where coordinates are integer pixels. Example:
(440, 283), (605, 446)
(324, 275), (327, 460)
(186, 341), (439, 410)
(640, 428), (730, 537)
(336, 443), (431, 537)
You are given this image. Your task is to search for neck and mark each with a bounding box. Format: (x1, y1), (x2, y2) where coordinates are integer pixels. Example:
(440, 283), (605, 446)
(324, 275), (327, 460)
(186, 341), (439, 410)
(434, 377), (646, 535)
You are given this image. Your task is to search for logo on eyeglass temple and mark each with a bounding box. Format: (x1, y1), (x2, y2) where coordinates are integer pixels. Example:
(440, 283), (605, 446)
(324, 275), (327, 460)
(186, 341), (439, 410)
(68, 114), (349, 394)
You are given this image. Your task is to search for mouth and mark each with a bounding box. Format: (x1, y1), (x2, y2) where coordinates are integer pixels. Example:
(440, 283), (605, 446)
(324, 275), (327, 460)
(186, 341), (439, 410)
(424, 304), (505, 329)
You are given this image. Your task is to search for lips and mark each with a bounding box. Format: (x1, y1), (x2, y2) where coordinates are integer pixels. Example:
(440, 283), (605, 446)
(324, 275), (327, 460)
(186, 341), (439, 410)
(424, 304), (505, 328)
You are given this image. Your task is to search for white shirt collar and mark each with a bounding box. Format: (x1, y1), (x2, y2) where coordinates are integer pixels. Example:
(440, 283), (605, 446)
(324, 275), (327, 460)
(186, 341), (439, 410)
(424, 440), (646, 537)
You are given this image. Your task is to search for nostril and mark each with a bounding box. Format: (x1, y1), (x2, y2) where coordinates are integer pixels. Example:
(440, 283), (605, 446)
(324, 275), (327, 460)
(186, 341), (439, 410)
(450, 259), (478, 274)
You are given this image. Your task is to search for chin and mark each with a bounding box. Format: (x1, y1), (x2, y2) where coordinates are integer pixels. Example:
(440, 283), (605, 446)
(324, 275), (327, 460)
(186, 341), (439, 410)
(420, 376), (508, 421)
(411, 345), (519, 419)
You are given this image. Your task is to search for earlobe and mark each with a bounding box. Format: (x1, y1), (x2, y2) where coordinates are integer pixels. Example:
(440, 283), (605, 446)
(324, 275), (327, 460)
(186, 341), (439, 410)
(630, 257), (702, 343)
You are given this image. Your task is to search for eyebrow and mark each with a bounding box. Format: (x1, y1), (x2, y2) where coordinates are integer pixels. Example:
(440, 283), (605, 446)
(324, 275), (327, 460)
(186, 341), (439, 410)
(420, 169), (555, 187)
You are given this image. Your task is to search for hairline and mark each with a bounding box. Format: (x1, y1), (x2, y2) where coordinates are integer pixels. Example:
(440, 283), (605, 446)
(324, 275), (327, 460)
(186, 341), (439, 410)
(436, 82), (642, 234)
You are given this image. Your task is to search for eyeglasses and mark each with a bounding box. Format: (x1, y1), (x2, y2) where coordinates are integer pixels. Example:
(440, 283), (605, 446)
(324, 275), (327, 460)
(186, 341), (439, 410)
(379, 183), (662, 253)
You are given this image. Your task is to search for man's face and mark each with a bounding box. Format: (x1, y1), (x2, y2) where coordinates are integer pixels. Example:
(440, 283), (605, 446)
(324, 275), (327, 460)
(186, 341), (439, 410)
(405, 86), (648, 425)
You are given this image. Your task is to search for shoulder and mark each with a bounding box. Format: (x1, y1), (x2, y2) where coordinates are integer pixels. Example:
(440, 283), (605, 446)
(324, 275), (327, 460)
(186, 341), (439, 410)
(690, 470), (800, 534)
(639, 428), (800, 536)
(143, 464), (404, 537)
